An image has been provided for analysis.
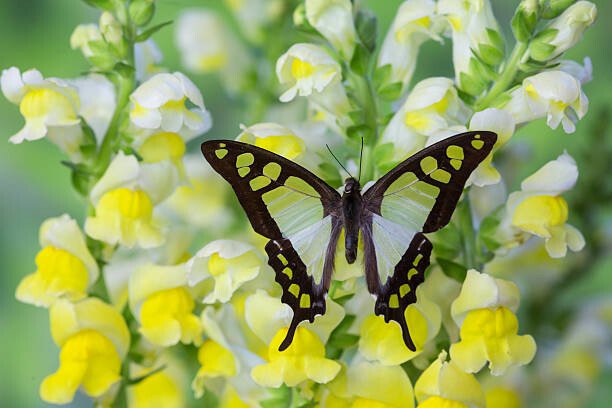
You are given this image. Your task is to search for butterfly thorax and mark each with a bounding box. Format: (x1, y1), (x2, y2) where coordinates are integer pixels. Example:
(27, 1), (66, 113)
(342, 177), (362, 264)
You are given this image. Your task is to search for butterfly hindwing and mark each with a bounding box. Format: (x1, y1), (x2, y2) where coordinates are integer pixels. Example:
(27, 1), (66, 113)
(202, 140), (343, 350)
(373, 233), (432, 350)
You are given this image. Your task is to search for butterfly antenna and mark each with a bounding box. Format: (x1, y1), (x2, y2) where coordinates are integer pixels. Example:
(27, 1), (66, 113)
(326, 144), (354, 179)
(358, 137), (364, 183)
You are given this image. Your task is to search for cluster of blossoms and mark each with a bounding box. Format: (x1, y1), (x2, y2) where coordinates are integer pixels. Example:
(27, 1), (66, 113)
(3, 0), (610, 407)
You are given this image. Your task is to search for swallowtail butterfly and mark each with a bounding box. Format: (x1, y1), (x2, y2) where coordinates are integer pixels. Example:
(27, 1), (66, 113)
(202, 131), (496, 351)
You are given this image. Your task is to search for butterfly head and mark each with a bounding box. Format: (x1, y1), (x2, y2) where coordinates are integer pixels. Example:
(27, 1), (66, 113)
(343, 177), (360, 194)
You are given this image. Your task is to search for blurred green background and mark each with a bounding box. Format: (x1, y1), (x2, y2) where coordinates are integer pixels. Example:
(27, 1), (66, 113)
(0, 0), (610, 406)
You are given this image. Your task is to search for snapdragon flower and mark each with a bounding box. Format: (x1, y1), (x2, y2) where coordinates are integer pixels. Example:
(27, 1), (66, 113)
(305, 0), (357, 59)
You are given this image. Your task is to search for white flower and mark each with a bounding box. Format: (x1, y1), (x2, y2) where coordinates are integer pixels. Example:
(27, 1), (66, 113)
(378, 0), (443, 88)
(134, 39), (164, 81)
(223, 0), (285, 43)
(498, 152), (585, 258)
(467, 108), (515, 187)
(236, 122), (305, 160)
(1, 67), (80, 144)
(187, 240), (262, 304)
(70, 24), (102, 58)
(530, 1), (597, 62)
(438, 0), (503, 95)
(305, 0), (357, 59)
(381, 77), (470, 160)
(129, 72), (212, 135)
(557, 57), (593, 85)
(276, 43), (342, 102)
(502, 70), (588, 133)
(67, 74), (116, 144)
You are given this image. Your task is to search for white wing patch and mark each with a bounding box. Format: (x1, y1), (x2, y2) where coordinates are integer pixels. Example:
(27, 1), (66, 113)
(287, 216), (332, 285)
(371, 213), (416, 283)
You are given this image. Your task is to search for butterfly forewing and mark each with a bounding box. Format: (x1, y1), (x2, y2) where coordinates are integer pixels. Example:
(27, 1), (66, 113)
(202, 140), (343, 349)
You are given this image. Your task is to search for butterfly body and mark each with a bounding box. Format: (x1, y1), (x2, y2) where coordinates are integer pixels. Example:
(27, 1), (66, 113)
(342, 177), (362, 264)
(201, 131), (497, 351)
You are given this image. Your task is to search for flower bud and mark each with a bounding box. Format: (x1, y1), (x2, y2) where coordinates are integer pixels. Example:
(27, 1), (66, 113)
(305, 0), (357, 59)
(511, 0), (539, 42)
(99, 11), (124, 49)
(540, 0), (577, 19)
(529, 1), (597, 62)
(129, 0), (155, 27)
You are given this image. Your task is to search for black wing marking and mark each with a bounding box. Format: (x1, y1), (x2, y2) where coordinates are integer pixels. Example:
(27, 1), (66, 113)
(373, 233), (432, 351)
(202, 140), (343, 351)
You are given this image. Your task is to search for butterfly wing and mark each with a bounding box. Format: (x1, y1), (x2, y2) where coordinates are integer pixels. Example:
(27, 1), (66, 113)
(362, 131), (497, 350)
(201, 140), (342, 350)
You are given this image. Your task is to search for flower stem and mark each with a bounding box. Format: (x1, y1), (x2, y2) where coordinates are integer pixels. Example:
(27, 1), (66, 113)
(474, 41), (528, 110)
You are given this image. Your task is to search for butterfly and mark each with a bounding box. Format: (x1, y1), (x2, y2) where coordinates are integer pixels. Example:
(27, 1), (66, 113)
(201, 131), (496, 351)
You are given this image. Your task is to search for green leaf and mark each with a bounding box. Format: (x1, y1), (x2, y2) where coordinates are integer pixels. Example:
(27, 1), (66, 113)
(113, 62), (136, 78)
(261, 385), (291, 408)
(459, 71), (487, 97)
(346, 124), (373, 142)
(200, 390), (220, 408)
(373, 64), (392, 89)
(511, 4), (538, 42)
(478, 206), (503, 252)
(478, 43), (504, 66)
(437, 258), (468, 282)
(82, 0), (114, 10)
(529, 42), (557, 62)
(127, 365), (166, 385)
(355, 9), (378, 53)
(431, 223), (462, 260)
(377, 81), (402, 100)
(541, 0), (577, 19)
(350, 44), (370, 76)
(135, 20), (172, 42)
(348, 109), (365, 124)
(319, 162), (342, 187)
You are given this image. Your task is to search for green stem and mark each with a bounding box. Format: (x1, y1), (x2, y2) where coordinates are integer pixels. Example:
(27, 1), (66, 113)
(459, 194), (478, 270)
(474, 41), (528, 110)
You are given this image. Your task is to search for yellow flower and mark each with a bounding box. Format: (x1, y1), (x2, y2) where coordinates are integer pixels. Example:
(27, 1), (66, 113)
(86, 187), (163, 248)
(414, 351), (485, 408)
(251, 326), (341, 387)
(129, 263), (202, 347)
(244, 290), (345, 350)
(128, 368), (185, 408)
(187, 240), (262, 304)
(1, 67), (81, 145)
(236, 122), (306, 160)
(449, 270), (535, 376)
(381, 77), (469, 161)
(16, 214), (98, 307)
(485, 387), (522, 408)
(41, 298), (129, 404)
(499, 152), (585, 257)
(165, 154), (232, 229)
(129, 72), (212, 135)
(324, 358), (415, 408)
(191, 340), (237, 395)
(359, 287), (441, 365)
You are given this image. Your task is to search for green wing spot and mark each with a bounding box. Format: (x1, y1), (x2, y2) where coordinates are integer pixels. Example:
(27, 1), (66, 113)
(238, 167), (250, 177)
(218, 142), (226, 147)
(407, 268), (418, 279)
(286, 176), (319, 197)
(450, 159), (462, 170)
(300, 294), (311, 308)
(263, 162), (282, 181)
(278, 254), (288, 266)
(236, 152), (254, 167)
(431, 169), (451, 183)
(282, 267), (293, 279)
(215, 149), (228, 159)
(288, 283), (300, 297)
(250, 176), (271, 191)
(420, 156), (438, 173)
(387, 172), (418, 195)
(389, 294), (399, 308)
(471, 139), (485, 149)
(399, 284), (411, 297)
(414, 254), (423, 266)
(446, 145), (464, 160)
